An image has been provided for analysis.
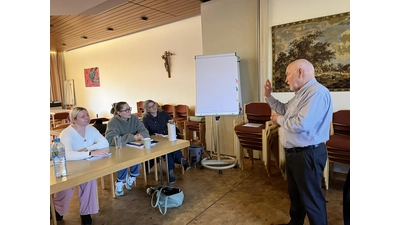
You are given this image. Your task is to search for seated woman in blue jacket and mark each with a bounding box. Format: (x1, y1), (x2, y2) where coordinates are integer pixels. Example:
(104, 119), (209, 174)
(142, 99), (190, 183)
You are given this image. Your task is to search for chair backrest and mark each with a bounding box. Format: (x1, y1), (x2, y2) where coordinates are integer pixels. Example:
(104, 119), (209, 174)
(332, 109), (350, 136)
(137, 101), (144, 114)
(244, 102), (271, 124)
(90, 117), (110, 124)
(162, 104), (175, 118)
(93, 123), (107, 136)
(175, 104), (189, 119)
(53, 112), (70, 121)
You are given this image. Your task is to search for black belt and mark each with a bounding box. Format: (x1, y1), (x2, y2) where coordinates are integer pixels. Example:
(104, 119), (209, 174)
(284, 143), (324, 153)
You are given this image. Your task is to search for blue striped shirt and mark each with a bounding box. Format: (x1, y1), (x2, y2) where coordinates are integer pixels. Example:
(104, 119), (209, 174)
(266, 78), (333, 149)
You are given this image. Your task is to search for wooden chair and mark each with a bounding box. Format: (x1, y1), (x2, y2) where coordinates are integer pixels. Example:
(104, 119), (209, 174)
(174, 104), (189, 133)
(233, 102), (279, 175)
(51, 112), (70, 129)
(90, 117), (109, 124)
(161, 104), (175, 118)
(136, 101), (144, 117)
(54, 123), (70, 129)
(184, 120), (206, 147)
(324, 109), (350, 190)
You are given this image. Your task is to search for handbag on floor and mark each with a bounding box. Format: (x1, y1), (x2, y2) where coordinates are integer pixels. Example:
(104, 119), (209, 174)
(151, 186), (184, 215)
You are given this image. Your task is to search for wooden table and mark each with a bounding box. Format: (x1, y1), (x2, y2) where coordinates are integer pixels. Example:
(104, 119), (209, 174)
(50, 136), (189, 224)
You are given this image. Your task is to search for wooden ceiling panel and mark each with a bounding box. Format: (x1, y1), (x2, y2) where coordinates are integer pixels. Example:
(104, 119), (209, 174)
(50, 0), (203, 52)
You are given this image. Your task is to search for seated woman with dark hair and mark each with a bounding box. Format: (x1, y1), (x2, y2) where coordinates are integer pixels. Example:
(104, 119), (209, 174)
(105, 101), (150, 196)
(142, 99), (190, 183)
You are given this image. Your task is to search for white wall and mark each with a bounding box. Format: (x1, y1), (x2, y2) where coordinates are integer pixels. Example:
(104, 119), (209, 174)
(64, 16), (203, 118)
(201, 0), (258, 156)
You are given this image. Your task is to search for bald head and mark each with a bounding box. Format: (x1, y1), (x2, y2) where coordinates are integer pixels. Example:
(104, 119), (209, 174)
(285, 59), (315, 92)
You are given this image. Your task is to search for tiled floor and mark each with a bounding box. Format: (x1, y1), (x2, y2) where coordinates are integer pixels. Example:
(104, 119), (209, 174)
(51, 157), (347, 225)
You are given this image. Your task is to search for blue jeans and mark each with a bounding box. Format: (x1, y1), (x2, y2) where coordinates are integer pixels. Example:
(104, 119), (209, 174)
(117, 164), (140, 182)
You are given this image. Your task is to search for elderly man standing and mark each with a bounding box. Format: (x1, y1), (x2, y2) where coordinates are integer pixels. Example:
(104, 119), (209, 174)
(264, 59), (333, 225)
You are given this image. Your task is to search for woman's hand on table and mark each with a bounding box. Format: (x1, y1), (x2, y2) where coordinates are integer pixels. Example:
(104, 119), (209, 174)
(90, 150), (109, 156)
(134, 133), (143, 141)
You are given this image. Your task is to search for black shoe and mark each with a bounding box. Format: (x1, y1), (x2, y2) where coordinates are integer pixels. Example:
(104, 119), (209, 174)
(181, 158), (191, 171)
(80, 214), (92, 225)
(50, 209), (63, 221)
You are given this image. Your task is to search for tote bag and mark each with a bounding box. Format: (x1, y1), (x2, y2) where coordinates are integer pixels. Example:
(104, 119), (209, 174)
(151, 186), (184, 215)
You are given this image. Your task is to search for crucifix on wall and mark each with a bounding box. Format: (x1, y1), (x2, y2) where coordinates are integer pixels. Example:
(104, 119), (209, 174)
(161, 51), (173, 78)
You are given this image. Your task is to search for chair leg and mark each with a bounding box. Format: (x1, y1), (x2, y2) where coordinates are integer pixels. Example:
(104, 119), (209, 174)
(266, 139), (271, 177)
(241, 147), (245, 171)
(248, 149), (254, 164)
(323, 159), (329, 190)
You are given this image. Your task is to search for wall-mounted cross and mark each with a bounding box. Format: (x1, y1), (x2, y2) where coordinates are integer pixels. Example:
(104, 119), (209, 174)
(161, 51), (173, 78)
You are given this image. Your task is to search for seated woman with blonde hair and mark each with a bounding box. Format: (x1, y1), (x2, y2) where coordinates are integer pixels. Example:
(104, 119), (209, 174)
(52, 106), (109, 225)
(142, 99), (190, 183)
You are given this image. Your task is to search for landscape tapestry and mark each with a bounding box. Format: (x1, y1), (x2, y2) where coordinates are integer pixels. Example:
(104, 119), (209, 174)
(271, 12), (350, 92)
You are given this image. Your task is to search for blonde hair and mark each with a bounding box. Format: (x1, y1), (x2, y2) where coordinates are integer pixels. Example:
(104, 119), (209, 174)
(143, 100), (160, 118)
(69, 106), (87, 123)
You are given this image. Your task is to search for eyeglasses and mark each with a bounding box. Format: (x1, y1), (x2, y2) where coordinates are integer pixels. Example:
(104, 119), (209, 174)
(148, 103), (157, 109)
(120, 107), (132, 112)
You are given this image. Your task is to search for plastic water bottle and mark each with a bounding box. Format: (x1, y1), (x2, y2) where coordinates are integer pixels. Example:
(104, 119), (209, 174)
(51, 138), (68, 177)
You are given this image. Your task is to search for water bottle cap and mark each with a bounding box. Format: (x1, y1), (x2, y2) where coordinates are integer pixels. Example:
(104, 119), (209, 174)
(54, 138), (60, 142)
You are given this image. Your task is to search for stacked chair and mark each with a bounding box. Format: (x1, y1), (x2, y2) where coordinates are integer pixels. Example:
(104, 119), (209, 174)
(233, 102), (279, 176)
(324, 109), (350, 190)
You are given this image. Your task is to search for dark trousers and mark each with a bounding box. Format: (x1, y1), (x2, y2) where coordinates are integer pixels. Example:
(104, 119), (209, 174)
(285, 144), (328, 225)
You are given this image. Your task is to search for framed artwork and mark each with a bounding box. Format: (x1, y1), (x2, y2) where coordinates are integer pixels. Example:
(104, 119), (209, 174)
(84, 67), (100, 87)
(272, 12), (350, 92)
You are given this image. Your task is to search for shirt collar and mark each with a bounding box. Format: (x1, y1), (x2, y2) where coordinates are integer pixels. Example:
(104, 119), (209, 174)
(295, 77), (317, 95)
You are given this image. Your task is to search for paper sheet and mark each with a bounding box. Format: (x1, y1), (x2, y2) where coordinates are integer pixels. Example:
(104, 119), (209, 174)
(243, 123), (263, 127)
(86, 152), (112, 161)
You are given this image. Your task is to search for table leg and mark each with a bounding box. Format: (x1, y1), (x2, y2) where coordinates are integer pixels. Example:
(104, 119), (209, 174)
(154, 158), (158, 181)
(159, 156), (163, 185)
(165, 153), (170, 185)
(142, 162), (147, 186)
(50, 194), (57, 225)
(100, 176), (105, 189)
(110, 173), (115, 198)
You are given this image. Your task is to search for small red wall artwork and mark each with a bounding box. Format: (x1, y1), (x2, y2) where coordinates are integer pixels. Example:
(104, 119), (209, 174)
(84, 67), (100, 87)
